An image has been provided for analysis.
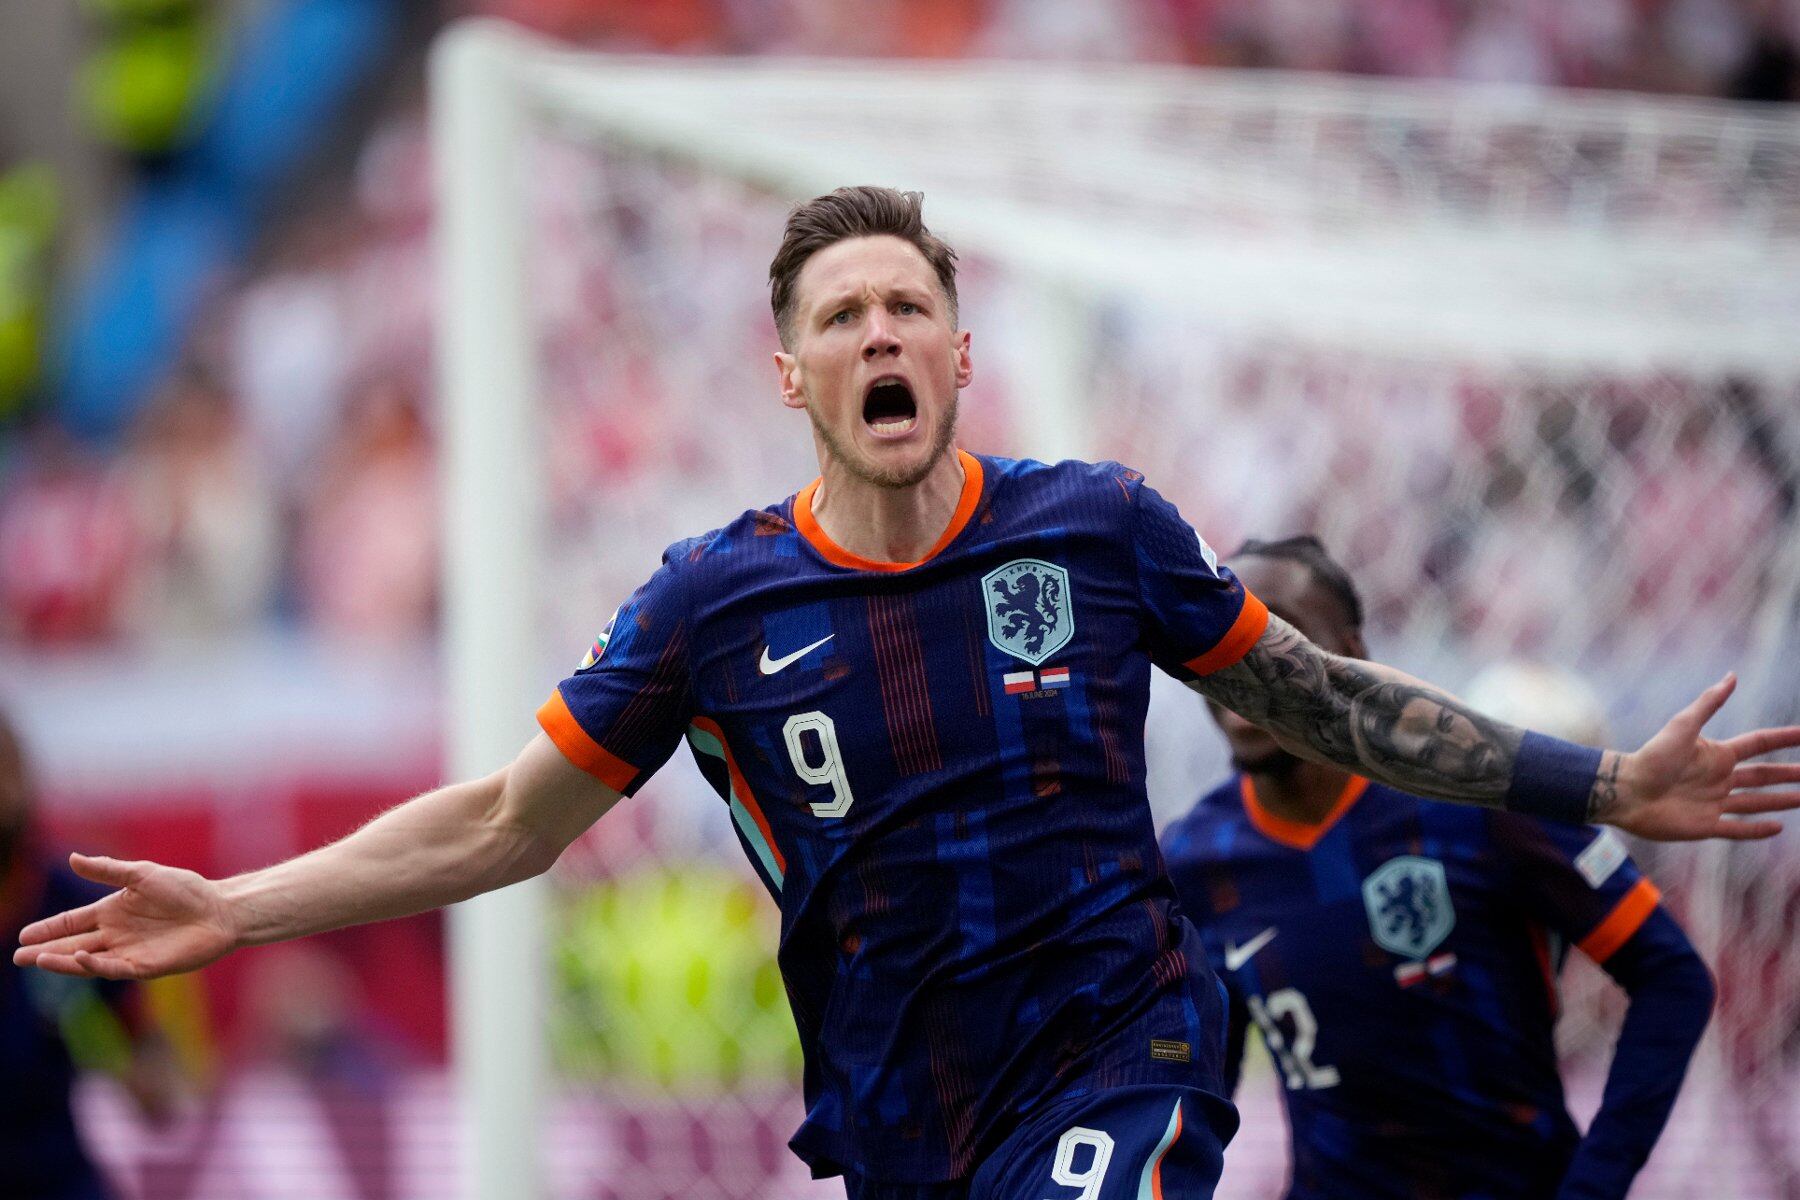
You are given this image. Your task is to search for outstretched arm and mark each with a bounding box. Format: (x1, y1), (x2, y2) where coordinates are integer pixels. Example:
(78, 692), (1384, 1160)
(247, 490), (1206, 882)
(1191, 614), (1800, 840)
(13, 733), (620, 980)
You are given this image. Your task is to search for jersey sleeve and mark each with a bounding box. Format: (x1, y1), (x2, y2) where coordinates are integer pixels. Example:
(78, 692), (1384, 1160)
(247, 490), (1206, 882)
(1489, 813), (1662, 966)
(1123, 471), (1269, 678)
(536, 553), (695, 797)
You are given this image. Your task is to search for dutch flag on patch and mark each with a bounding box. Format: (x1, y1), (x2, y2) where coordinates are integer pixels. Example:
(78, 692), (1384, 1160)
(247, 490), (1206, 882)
(1039, 667), (1071, 689)
(1004, 671), (1036, 694)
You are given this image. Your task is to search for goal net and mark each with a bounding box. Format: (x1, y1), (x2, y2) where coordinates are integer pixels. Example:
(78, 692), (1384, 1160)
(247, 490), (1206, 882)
(431, 21), (1800, 1199)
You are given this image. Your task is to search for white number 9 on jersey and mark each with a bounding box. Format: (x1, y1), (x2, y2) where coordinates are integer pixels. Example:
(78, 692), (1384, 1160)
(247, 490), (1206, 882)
(784, 711), (855, 818)
(1047, 1126), (1114, 1200)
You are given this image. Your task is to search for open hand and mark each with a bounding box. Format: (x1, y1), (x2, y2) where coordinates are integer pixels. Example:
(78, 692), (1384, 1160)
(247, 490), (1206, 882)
(1601, 674), (1800, 841)
(12, 854), (238, 980)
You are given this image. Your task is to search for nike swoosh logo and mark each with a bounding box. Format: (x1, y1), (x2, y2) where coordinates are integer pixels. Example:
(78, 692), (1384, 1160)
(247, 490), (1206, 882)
(1223, 927), (1277, 972)
(759, 634), (835, 676)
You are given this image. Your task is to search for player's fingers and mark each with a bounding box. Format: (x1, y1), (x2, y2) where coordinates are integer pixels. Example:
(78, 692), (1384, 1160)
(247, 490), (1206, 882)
(1665, 674), (1735, 739)
(70, 949), (142, 980)
(1724, 790), (1800, 815)
(14, 932), (109, 969)
(27, 951), (111, 978)
(1707, 818), (1782, 841)
(68, 852), (150, 889)
(22, 929), (111, 960)
(1722, 726), (1800, 761)
(17, 898), (104, 946)
(1730, 763), (1800, 788)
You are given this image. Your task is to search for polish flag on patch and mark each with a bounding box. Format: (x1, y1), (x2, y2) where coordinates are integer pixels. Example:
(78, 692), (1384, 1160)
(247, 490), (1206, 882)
(1004, 671), (1036, 694)
(1039, 667), (1071, 688)
(1394, 953), (1458, 987)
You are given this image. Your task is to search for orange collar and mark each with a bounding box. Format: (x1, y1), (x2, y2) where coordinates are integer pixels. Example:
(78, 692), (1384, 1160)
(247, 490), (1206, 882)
(1241, 774), (1370, 852)
(794, 449), (985, 572)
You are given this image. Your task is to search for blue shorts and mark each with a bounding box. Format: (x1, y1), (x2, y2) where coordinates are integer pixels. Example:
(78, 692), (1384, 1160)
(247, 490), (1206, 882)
(844, 1085), (1239, 1200)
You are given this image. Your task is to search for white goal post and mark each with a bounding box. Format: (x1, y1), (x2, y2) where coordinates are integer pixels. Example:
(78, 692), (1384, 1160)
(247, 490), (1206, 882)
(430, 19), (1800, 1200)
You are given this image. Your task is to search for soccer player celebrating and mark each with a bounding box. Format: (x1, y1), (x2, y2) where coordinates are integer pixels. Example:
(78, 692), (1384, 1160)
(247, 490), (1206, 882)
(1162, 536), (1716, 1199)
(15, 188), (1800, 1200)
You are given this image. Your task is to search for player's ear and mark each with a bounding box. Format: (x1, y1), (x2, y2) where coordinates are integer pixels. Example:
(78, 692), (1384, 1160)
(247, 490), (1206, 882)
(953, 329), (972, 389)
(775, 351), (806, 410)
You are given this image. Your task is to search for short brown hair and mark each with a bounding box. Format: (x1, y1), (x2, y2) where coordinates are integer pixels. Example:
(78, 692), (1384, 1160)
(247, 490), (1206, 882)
(768, 186), (959, 348)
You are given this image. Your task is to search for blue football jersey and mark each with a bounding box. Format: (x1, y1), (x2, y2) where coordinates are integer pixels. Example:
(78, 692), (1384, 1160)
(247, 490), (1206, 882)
(1162, 775), (1665, 1200)
(2, 853), (132, 1199)
(538, 452), (1267, 1182)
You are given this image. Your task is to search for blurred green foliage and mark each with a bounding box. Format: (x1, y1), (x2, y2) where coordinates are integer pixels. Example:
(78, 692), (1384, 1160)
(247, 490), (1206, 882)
(0, 162), (59, 421)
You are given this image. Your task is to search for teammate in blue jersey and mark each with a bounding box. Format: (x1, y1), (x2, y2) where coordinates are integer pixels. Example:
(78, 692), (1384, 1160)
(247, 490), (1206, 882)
(16, 187), (1800, 1200)
(1162, 537), (1716, 1200)
(0, 709), (178, 1199)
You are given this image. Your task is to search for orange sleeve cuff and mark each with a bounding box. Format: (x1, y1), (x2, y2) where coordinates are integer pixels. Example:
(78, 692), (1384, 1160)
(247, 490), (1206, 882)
(536, 690), (639, 794)
(1183, 592), (1270, 677)
(1578, 878), (1662, 964)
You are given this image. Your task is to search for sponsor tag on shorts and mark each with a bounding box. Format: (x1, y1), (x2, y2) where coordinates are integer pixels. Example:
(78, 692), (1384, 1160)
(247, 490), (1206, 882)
(1150, 1038), (1192, 1063)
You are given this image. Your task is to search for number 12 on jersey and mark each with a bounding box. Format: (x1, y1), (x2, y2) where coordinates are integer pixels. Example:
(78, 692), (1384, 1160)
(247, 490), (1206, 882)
(1247, 988), (1340, 1091)
(784, 711), (855, 818)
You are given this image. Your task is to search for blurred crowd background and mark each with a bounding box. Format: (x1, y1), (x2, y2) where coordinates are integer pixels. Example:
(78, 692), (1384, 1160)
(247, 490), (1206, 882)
(2, 2), (1798, 1199)
(3, 1), (1799, 654)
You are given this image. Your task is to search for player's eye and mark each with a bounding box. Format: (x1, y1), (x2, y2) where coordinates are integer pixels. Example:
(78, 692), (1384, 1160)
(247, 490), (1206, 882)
(896, 301), (920, 316)
(830, 309), (854, 325)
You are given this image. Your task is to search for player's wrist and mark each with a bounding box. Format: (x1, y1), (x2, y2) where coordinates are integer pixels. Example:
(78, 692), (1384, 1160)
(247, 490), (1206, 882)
(1586, 750), (1632, 825)
(1504, 731), (1604, 825)
(214, 872), (271, 949)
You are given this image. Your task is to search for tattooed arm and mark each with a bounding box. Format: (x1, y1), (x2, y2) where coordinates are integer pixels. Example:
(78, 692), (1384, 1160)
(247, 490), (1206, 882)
(1191, 613), (1800, 841)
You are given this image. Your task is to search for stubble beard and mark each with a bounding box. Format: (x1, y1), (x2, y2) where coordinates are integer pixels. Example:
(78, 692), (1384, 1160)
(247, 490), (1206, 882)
(809, 392), (960, 490)
(1232, 744), (1305, 777)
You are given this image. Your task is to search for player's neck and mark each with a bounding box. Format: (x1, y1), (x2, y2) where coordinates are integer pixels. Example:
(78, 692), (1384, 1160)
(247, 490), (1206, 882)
(1248, 759), (1356, 826)
(810, 448), (967, 565)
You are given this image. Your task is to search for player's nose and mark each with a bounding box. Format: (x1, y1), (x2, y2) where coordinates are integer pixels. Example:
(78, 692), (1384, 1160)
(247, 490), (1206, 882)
(861, 312), (902, 359)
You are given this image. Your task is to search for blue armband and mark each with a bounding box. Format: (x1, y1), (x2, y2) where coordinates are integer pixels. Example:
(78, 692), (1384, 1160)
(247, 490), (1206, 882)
(1506, 731), (1603, 825)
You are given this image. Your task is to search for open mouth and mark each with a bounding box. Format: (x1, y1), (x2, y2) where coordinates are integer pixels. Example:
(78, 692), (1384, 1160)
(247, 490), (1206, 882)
(862, 378), (918, 436)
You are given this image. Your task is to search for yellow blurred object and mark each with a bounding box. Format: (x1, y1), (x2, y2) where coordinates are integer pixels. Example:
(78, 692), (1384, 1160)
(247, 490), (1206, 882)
(554, 867), (800, 1089)
(145, 971), (217, 1087)
(78, 23), (218, 154)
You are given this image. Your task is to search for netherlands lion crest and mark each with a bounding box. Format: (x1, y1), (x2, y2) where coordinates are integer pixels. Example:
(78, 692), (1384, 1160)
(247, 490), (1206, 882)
(982, 558), (1074, 666)
(1362, 856), (1455, 960)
